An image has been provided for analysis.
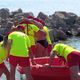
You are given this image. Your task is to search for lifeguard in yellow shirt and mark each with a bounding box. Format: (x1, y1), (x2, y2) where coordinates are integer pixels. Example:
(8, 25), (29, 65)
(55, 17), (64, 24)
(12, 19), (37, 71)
(31, 18), (52, 57)
(48, 43), (80, 80)
(0, 37), (10, 80)
(7, 26), (34, 80)
(19, 18), (40, 55)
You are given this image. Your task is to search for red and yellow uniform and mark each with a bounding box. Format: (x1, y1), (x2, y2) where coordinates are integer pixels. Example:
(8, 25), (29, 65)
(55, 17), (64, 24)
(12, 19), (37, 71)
(18, 23), (40, 54)
(53, 43), (80, 67)
(0, 42), (7, 68)
(8, 31), (31, 67)
(43, 26), (52, 53)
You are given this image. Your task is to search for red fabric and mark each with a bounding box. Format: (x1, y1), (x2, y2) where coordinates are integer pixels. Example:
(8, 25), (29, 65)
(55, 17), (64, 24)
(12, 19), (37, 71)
(18, 57), (71, 80)
(0, 62), (5, 68)
(31, 45), (36, 54)
(19, 18), (32, 24)
(33, 18), (45, 26)
(27, 16), (34, 19)
(31, 57), (70, 80)
(47, 44), (52, 54)
(9, 55), (30, 67)
(31, 67), (70, 80)
(6, 31), (12, 36)
(20, 21), (31, 24)
(67, 51), (80, 67)
(17, 26), (25, 30)
(33, 57), (66, 66)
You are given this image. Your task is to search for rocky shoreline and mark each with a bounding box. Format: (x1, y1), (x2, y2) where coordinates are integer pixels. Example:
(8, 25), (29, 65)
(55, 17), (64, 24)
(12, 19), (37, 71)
(0, 8), (80, 42)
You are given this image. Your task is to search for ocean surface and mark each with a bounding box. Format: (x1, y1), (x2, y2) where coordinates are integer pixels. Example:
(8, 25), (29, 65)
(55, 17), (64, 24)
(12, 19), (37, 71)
(1, 36), (80, 80)
(62, 37), (80, 50)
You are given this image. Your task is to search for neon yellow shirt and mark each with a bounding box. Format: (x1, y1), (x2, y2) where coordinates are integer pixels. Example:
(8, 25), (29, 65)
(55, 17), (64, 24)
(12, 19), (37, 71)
(43, 26), (52, 44)
(0, 42), (7, 64)
(21, 24), (39, 45)
(53, 43), (80, 61)
(8, 31), (31, 57)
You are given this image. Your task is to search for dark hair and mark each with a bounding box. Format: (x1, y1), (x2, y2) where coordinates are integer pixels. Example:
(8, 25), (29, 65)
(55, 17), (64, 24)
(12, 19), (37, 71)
(0, 35), (3, 42)
(17, 26), (25, 30)
(2, 36), (8, 47)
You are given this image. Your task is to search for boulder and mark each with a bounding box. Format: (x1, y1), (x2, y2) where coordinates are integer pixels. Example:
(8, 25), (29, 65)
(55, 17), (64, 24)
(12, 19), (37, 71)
(37, 12), (48, 21)
(0, 8), (10, 19)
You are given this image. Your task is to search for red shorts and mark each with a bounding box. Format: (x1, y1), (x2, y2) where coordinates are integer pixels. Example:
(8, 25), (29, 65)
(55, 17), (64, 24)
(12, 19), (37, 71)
(67, 51), (80, 67)
(0, 62), (5, 68)
(31, 45), (36, 54)
(9, 55), (30, 67)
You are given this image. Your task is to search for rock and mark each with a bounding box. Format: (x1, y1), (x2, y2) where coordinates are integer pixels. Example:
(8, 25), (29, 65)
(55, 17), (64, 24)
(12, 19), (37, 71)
(0, 8), (80, 41)
(10, 8), (23, 18)
(57, 29), (67, 40)
(1, 21), (13, 35)
(49, 28), (67, 42)
(37, 12), (48, 21)
(65, 12), (77, 25)
(76, 27), (80, 36)
(0, 8), (10, 19)
(14, 12), (34, 22)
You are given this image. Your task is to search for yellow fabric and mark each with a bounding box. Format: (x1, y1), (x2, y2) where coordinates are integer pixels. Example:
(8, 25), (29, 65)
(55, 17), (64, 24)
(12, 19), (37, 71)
(17, 24), (40, 45)
(43, 26), (52, 44)
(8, 31), (31, 57)
(25, 24), (39, 45)
(53, 43), (80, 60)
(0, 42), (7, 64)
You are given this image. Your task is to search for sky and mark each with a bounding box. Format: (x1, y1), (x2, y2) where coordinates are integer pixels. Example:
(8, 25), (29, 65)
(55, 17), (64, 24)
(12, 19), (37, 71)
(0, 0), (80, 17)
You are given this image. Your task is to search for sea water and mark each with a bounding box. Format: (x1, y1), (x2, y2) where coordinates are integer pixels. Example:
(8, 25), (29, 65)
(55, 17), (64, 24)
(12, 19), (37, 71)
(1, 37), (80, 80)
(63, 37), (80, 50)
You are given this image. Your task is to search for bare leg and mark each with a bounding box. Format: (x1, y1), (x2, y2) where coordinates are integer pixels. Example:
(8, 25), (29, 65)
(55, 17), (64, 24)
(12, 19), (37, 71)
(23, 67), (33, 80)
(70, 66), (80, 80)
(0, 68), (4, 77)
(0, 68), (3, 77)
(9, 64), (16, 80)
(0, 64), (10, 80)
(37, 43), (49, 57)
(35, 43), (44, 57)
(3, 65), (10, 80)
